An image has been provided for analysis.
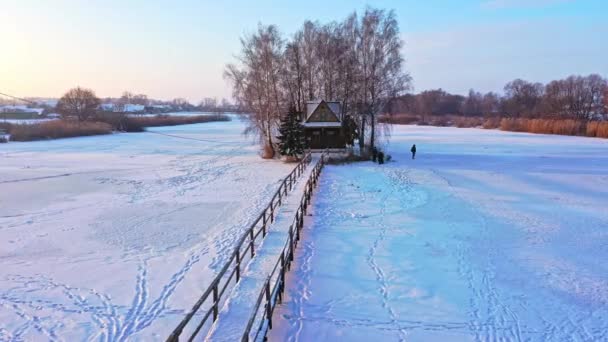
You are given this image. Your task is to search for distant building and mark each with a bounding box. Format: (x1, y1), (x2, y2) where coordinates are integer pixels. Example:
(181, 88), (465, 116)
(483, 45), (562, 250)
(100, 103), (115, 111)
(302, 100), (345, 149)
(0, 105), (44, 115)
(123, 104), (145, 112)
(100, 103), (145, 113)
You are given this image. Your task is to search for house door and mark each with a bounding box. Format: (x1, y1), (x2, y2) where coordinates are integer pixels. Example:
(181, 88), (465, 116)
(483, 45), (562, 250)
(311, 129), (322, 148)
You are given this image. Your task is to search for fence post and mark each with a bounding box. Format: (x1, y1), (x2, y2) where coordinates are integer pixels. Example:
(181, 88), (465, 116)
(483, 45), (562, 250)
(249, 229), (255, 258)
(262, 210), (267, 237)
(236, 250), (241, 282)
(265, 280), (273, 330)
(289, 230), (294, 262)
(289, 173), (293, 191)
(279, 252), (286, 303)
(270, 204), (274, 223)
(213, 284), (219, 321)
(306, 182), (311, 204)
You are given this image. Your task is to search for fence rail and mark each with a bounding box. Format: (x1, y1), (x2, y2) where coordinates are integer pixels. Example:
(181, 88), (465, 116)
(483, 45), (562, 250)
(242, 151), (328, 342)
(167, 153), (313, 342)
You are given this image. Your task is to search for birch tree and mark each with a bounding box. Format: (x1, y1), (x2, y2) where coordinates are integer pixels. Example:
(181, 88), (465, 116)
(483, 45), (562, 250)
(225, 24), (286, 157)
(355, 8), (410, 150)
(226, 7), (410, 156)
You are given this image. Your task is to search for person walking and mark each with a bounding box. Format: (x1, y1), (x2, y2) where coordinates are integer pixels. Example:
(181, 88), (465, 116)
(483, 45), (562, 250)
(411, 144), (417, 160)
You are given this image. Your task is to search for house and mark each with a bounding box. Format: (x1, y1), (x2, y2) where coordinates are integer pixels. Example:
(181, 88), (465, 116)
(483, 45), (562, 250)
(100, 103), (115, 111)
(123, 104), (145, 113)
(0, 105), (44, 115)
(99, 103), (145, 113)
(302, 100), (345, 149)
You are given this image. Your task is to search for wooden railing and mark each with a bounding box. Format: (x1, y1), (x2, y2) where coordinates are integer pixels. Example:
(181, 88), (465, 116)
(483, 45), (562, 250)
(166, 153), (313, 342)
(241, 151), (328, 342)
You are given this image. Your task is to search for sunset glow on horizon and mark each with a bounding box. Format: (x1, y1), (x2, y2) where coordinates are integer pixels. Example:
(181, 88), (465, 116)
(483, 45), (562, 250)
(2, 0), (606, 102)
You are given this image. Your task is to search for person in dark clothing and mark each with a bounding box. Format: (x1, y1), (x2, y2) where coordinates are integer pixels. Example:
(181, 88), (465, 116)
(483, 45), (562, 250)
(411, 144), (417, 159)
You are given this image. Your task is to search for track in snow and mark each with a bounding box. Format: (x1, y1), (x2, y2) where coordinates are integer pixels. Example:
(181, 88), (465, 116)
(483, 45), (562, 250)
(0, 118), (295, 340)
(270, 126), (608, 341)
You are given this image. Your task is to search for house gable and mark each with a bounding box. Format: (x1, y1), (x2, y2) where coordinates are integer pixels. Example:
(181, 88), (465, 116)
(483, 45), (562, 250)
(307, 101), (340, 123)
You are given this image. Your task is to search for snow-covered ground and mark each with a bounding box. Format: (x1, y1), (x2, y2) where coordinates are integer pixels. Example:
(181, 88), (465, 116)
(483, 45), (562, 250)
(271, 126), (608, 341)
(0, 116), (294, 341)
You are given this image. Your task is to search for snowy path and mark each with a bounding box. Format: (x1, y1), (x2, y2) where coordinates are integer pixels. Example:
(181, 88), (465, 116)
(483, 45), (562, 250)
(206, 156), (319, 341)
(270, 126), (608, 341)
(0, 117), (294, 340)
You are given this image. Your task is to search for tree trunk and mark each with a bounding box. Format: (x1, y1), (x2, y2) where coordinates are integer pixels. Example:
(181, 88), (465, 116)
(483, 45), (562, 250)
(359, 116), (366, 151)
(370, 113), (375, 151)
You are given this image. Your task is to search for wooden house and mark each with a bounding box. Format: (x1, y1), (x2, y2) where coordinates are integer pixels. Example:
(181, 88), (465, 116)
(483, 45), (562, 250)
(302, 100), (346, 149)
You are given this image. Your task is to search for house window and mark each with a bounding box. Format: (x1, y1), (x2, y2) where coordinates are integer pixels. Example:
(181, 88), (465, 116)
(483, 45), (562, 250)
(312, 131), (320, 136)
(327, 130), (335, 135)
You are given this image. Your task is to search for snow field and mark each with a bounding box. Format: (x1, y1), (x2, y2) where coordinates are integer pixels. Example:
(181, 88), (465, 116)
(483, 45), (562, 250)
(0, 117), (295, 341)
(271, 125), (608, 341)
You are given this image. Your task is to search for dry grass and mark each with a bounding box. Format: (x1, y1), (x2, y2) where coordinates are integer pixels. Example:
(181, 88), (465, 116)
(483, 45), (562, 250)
(127, 114), (230, 127)
(381, 113), (608, 139)
(586, 121), (608, 138)
(8, 120), (112, 141)
(92, 113), (145, 132)
(453, 116), (484, 128)
(2, 114), (233, 142)
(499, 118), (585, 136)
(498, 118), (608, 138)
(482, 117), (501, 129)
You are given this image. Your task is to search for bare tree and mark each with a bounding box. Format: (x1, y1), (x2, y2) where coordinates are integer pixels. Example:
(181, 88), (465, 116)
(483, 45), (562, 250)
(542, 74), (607, 119)
(300, 21), (320, 101)
(171, 98), (191, 111)
(355, 8), (410, 150)
(462, 89), (483, 116)
(584, 74), (607, 118)
(503, 79), (544, 117)
(225, 7), (410, 156)
(56, 87), (101, 121)
(225, 24), (286, 157)
(283, 40), (305, 112)
(481, 92), (501, 116)
(132, 94), (149, 106)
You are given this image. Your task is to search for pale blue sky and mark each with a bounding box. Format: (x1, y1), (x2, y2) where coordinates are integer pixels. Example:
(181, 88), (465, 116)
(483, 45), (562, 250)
(1, 0), (606, 102)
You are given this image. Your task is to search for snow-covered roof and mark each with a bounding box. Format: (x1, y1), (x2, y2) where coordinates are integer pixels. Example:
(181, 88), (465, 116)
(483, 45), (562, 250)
(302, 122), (342, 128)
(305, 100), (342, 121)
(0, 105), (44, 114)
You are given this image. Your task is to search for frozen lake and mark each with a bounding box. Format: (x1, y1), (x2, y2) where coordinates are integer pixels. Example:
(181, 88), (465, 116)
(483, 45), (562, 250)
(271, 126), (608, 341)
(0, 117), (293, 341)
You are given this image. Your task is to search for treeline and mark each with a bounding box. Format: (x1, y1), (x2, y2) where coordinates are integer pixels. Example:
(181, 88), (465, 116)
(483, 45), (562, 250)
(225, 7), (410, 157)
(387, 74), (608, 120)
(1, 87), (230, 141)
(100, 92), (241, 113)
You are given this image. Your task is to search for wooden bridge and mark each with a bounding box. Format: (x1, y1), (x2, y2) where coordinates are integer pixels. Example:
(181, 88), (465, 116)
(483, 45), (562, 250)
(167, 151), (328, 341)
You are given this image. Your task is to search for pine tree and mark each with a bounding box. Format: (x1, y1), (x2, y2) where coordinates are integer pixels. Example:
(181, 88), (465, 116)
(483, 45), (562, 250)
(277, 108), (305, 157)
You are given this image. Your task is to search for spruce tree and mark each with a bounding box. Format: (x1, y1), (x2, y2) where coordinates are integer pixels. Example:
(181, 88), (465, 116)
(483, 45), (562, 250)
(277, 108), (305, 157)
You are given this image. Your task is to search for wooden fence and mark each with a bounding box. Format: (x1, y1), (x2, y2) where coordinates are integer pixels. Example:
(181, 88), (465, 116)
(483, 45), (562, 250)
(241, 151), (328, 341)
(166, 153), (313, 342)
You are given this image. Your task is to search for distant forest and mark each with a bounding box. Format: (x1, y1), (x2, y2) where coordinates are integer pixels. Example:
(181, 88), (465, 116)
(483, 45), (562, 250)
(387, 74), (608, 121)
